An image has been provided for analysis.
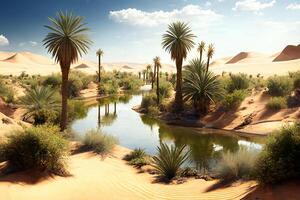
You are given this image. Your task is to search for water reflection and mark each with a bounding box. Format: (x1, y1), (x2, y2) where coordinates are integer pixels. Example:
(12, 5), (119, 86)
(72, 94), (266, 171)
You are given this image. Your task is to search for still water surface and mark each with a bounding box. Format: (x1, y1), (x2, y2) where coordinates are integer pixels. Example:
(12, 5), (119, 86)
(71, 93), (265, 170)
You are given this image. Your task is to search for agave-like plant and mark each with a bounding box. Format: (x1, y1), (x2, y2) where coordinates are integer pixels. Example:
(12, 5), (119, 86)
(20, 85), (60, 122)
(152, 143), (190, 180)
(183, 59), (223, 114)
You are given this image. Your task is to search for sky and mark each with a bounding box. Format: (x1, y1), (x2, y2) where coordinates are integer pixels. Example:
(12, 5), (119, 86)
(0, 0), (299, 64)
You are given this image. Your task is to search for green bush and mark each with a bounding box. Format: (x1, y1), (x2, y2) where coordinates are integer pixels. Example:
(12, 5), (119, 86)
(226, 73), (250, 93)
(0, 79), (15, 103)
(124, 148), (150, 167)
(82, 129), (118, 156)
(267, 76), (292, 97)
(141, 92), (157, 112)
(156, 79), (173, 99)
(152, 143), (190, 181)
(0, 125), (69, 175)
(147, 106), (160, 116)
(221, 90), (247, 111)
(99, 80), (119, 95)
(42, 74), (61, 88)
(266, 97), (287, 110)
(119, 74), (143, 91)
(255, 123), (300, 184)
(215, 148), (259, 181)
(69, 71), (93, 89)
(292, 72), (300, 89)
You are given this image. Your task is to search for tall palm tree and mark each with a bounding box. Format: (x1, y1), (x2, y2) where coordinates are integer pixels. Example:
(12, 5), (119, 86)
(142, 69), (147, 82)
(96, 49), (104, 84)
(152, 62), (157, 90)
(197, 41), (206, 63)
(182, 59), (223, 114)
(153, 56), (161, 104)
(206, 43), (215, 71)
(146, 64), (152, 83)
(162, 21), (195, 111)
(43, 12), (91, 130)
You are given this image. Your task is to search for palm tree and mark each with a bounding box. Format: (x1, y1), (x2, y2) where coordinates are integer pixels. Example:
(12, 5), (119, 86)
(138, 71), (141, 79)
(43, 12), (91, 130)
(142, 69), (147, 82)
(165, 72), (169, 81)
(206, 43), (215, 71)
(183, 59), (223, 114)
(96, 49), (104, 84)
(146, 64), (152, 83)
(153, 56), (161, 104)
(162, 21), (195, 111)
(152, 62), (157, 90)
(197, 41), (206, 63)
(20, 85), (60, 124)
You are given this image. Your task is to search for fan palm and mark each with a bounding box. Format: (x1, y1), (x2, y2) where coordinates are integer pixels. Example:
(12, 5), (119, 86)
(206, 43), (215, 71)
(43, 11), (91, 130)
(183, 59), (223, 114)
(197, 41), (206, 63)
(162, 21), (195, 111)
(153, 56), (161, 104)
(20, 85), (60, 123)
(152, 143), (190, 180)
(96, 49), (104, 83)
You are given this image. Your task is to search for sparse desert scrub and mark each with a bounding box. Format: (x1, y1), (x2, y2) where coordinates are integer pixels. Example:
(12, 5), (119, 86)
(221, 90), (247, 111)
(266, 97), (287, 110)
(0, 125), (69, 175)
(152, 143), (190, 181)
(215, 148), (259, 181)
(0, 78), (15, 103)
(225, 73), (250, 93)
(141, 92), (157, 112)
(124, 148), (151, 167)
(267, 76), (292, 97)
(255, 123), (300, 184)
(82, 129), (118, 156)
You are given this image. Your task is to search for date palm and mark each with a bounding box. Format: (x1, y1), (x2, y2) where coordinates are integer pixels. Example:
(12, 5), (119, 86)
(197, 41), (205, 63)
(162, 21), (195, 111)
(206, 43), (215, 71)
(146, 64), (152, 83)
(183, 59), (223, 114)
(96, 49), (104, 83)
(153, 56), (161, 104)
(43, 11), (91, 130)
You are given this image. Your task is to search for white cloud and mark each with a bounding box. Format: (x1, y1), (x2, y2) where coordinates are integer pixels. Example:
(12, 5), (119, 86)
(261, 20), (300, 32)
(0, 34), (9, 46)
(109, 4), (222, 27)
(233, 0), (275, 12)
(19, 41), (38, 47)
(286, 3), (300, 10)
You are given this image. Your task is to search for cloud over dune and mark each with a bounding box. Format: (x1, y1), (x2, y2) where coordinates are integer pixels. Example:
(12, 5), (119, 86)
(0, 35), (9, 46)
(109, 5), (222, 27)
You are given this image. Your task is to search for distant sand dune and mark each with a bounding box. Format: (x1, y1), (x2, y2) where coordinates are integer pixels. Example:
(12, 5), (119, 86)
(273, 44), (300, 62)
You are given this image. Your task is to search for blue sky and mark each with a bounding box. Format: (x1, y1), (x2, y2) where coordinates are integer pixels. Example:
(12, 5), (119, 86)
(0, 0), (299, 64)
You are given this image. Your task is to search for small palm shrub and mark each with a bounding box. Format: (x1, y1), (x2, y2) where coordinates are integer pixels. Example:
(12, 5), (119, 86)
(215, 148), (259, 181)
(267, 76), (292, 97)
(124, 148), (150, 167)
(255, 123), (300, 184)
(266, 97), (287, 110)
(82, 129), (118, 156)
(183, 59), (223, 114)
(20, 85), (60, 124)
(0, 125), (69, 175)
(141, 92), (157, 112)
(221, 90), (247, 111)
(226, 73), (250, 93)
(152, 143), (190, 180)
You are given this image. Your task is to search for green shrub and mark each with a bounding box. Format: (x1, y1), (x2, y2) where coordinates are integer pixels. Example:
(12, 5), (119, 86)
(155, 80), (173, 99)
(221, 90), (247, 111)
(82, 129), (118, 156)
(0, 125), (69, 175)
(152, 143), (190, 180)
(267, 76), (292, 97)
(226, 73), (250, 93)
(141, 92), (157, 112)
(0, 79), (15, 103)
(70, 71), (93, 89)
(292, 72), (300, 89)
(124, 148), (150, 167)
(266, 97), (287, 110)
(119, 74), (143, 91)
(255, 123), (300, 184)
(215, 148), (259, 181)
(99, 80), (119, 95)
(42, 74), (61, 88)
(148, 106), (160, 116)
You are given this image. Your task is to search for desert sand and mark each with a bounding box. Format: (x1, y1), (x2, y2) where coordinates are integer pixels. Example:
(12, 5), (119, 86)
(0, 145), (258, 200)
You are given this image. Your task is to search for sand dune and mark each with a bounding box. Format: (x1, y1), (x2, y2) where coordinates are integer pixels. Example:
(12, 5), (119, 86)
(273, 44), (300, 62)
(0, 146), (257, 200)
(226, 52), (269, 64)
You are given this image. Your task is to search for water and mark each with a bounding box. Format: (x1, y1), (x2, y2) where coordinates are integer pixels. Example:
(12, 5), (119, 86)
(71, 93), (265, 170)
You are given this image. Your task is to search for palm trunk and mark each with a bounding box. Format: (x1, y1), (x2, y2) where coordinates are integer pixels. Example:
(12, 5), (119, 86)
(60, 66), (69, 131)
(98, 55), (101, 93)
(200, 50), (203, 63)
(152, 65), (156, 89)
(174, 58), (183, 111)
(206, 57), (210, 72)
(156, 65), (159, 104)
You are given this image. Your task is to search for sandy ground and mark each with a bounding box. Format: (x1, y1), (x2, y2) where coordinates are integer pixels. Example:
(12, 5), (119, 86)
(202, 89), (299, 135)
(0, 146), (258, 200)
